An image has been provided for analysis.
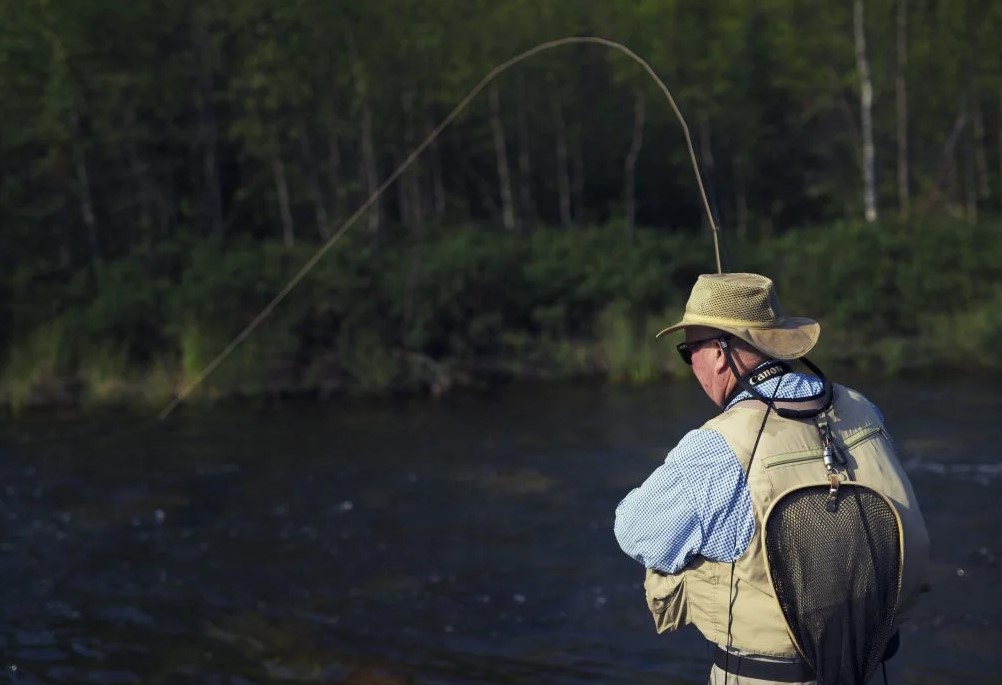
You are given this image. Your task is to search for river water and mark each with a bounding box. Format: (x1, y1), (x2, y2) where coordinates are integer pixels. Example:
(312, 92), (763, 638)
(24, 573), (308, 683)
(0, 376), (998, 684)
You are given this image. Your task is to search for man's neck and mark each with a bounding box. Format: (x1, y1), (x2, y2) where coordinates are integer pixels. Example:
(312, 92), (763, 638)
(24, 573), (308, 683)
(719, 356), (770, 406)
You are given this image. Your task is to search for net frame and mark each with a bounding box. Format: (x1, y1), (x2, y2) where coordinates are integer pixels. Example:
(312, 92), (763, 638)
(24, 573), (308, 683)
(762, 482), (904, 685)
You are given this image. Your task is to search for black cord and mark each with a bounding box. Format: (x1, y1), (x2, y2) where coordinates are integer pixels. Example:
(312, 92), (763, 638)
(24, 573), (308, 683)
(720, 344), (832, 419)
(723, 364), (783, 684)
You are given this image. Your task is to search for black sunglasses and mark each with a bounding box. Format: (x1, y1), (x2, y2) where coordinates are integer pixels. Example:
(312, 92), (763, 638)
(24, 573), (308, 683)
(676, 335), (729, 365)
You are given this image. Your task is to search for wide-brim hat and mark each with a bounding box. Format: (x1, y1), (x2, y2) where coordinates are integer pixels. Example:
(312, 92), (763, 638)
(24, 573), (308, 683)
(656, 273), (820, 360)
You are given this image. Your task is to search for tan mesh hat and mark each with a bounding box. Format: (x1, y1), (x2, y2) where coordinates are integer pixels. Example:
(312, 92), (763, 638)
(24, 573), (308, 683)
(656, 273), (820, 360)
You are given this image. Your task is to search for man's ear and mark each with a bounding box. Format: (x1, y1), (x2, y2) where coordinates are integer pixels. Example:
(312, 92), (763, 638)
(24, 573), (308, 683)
(712, 344), (730, 375)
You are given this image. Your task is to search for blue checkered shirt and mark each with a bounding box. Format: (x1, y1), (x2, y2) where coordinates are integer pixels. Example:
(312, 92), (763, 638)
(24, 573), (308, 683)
(614, 366), (828, 573)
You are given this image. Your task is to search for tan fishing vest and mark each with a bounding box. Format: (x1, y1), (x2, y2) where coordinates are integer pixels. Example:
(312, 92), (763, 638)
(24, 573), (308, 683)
(643, 384), (930, 657)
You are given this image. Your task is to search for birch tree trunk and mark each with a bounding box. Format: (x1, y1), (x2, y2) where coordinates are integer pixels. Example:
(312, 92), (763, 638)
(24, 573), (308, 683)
(571, 124), (585, 224)
(895, 0), (910, 219)
(409, 156), (424, 230)
(466, 160), (502, 222)
(197, 92), (224, 237)
(489, 83), (516, 231)
(326, 104), (345, 227)
(69, 106), (100, 261)
(623, 89), (646, 239)
(552, 96), (572, 227)
(428, 116), (446, 222)
(964, 73), (978, 222)
(972, 102), (989, 199)
(854, 0), (878, 223)
(516, 73), (536, 229)
(735, 156), (749, 239)
(125, 109), (155, 243)
(271, 148), (295, 247)
(964, 127), (977, 223)
(401, 92), (423, 232)
(359, 86), (380, 233)
(194, 11), (223, 237)
(397, 153), (411, 231)
(351, 53), (381, 234)
(942, 107), (967, 212)
(300, 131), (330, 239)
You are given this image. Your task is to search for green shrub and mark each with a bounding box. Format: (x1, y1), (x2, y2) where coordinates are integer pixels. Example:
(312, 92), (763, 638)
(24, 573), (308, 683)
(4, 217), (1001, 409)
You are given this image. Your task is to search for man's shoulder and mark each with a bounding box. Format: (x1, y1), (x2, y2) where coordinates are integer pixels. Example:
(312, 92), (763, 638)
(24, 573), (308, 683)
(667, 428), (747, 493)
(701, 402), (779, 436)
(835, 382), (867, 401)
(666, 428), (744, 470)
(672, 427), (730, 455)
(834, 383), (886, 424)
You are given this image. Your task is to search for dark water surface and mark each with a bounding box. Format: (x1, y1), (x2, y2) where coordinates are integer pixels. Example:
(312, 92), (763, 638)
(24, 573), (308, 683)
(1, 377), (999, 684)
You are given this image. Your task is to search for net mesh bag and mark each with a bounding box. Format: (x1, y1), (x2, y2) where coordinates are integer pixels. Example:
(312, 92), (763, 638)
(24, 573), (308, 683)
(764, 484), (902, 685)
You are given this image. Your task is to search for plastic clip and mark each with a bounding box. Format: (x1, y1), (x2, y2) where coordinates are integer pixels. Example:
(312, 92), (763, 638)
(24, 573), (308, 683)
(825, 473), (841, 512)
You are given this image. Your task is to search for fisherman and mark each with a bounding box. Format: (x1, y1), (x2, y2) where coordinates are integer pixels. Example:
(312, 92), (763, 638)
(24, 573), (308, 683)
(614, 273), (929, 685)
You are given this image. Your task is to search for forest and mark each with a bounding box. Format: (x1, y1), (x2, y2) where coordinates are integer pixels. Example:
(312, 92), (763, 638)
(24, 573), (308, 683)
(2, 0), (1001, 410)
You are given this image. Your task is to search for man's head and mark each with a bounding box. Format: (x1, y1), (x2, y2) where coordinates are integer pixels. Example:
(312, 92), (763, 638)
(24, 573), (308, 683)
(659, 273), (820, 406)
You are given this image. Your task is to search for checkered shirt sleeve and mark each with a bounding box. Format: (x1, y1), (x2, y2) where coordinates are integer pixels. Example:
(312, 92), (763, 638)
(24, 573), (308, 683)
(614, 370), (830, 573)
(614, 428), (754, 573)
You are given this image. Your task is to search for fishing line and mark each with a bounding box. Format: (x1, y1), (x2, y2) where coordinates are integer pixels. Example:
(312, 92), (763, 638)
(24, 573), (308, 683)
(147, 36), (721, 418)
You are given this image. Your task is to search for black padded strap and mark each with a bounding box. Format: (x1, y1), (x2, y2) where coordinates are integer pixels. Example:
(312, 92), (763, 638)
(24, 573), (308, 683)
(720, 340), (833, 419)
(713, 632), (899, 682)
(712, 649), (814, 682)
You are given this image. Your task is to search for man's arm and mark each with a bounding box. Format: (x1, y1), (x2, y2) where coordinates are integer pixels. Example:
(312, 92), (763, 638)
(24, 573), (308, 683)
(614, 429), (755, 573)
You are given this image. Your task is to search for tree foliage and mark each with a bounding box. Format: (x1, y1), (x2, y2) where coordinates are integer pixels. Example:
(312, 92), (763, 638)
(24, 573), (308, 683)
(2, 0), (1000, 405)
(4, 0), (999, 262)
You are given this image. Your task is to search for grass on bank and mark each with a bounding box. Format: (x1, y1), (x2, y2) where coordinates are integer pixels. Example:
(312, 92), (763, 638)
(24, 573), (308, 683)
(1, 320), (67, 412)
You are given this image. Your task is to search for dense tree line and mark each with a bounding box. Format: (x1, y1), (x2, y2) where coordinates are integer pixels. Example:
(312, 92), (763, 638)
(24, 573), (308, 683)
(2, 0), (1002, 408)
(3, 218), (1001, 410)
(3, 0), (1001, 264)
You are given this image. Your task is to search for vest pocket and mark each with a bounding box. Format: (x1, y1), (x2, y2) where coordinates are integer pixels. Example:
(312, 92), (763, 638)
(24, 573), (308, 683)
(644, 568), (690, 633)
(762, 424), (884, 470)
(842, 423), (884, 449)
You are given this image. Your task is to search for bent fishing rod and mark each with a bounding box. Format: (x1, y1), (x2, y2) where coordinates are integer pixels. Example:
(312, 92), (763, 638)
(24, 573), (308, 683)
(156, 36), (726, 421)
(5, 35), (724, 447)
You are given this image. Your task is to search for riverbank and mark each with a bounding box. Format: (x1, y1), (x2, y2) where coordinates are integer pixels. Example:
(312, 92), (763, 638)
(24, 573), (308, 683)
(4, 218), (1001, 413)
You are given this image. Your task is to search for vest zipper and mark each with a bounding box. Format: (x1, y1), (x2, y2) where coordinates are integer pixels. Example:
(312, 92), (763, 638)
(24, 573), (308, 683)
(842, 424), (884, 449)
(764, 424), (884, 469)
